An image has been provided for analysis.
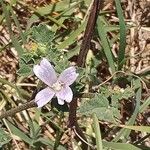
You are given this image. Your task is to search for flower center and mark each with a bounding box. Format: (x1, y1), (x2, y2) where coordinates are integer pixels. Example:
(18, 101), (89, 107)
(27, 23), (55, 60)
(51, 81), (63, 91)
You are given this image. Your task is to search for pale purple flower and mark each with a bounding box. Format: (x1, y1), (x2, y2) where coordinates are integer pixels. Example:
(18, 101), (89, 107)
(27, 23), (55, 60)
(33, 58), (79, 108)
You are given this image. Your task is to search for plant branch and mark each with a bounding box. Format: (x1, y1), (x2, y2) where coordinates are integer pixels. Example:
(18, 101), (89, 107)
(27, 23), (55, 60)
(77, 0), (101, 67)
(0, 100), (37, 120)
(0, 93), (94, 120)
(69, 0), (102, 149)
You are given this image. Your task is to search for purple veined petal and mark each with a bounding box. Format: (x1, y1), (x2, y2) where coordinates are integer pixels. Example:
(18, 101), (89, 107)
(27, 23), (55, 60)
(56, 86), (73, 103)
(57, 98), (65, 105)
(40, 58), (57, 83)
(35, 87), (55, 108)
(58, 66), (79, 86)
(33, 58), (57, 86)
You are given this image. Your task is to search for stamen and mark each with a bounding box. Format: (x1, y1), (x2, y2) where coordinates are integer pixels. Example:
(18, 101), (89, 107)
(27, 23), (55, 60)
(51, 81), (63, 91)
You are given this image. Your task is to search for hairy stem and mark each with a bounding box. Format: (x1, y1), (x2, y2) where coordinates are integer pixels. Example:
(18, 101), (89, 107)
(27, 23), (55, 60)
(0, 100), (37, 120)
(69, 0), (102, 149)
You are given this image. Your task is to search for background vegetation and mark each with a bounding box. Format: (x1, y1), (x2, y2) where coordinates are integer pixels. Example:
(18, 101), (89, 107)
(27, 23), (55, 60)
(0, 0), (149, 149)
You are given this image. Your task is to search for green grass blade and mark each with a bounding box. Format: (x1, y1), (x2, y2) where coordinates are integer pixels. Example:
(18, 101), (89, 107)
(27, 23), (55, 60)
(113, 79), (141, 142)
(0, 128), (11, 146)
(51, 1), (83, 32)
(17, 1), (66, 29)
(92, 113), (103, 150)
(66, 45), (80, 59)
(119, 125), (150, 133)
(0, 13), (4, 23)
(97, 16), (116, 74)
(38, 137), (66, 150)
(103, 141), (141, 150)
(1, 1), (24, 56)
(26, 14), (39, 30)
(10, 6), (26, 44)
(55, 1), (83, 18)
(139, 96), (150, 113)
(5, 120), (33, 145)
(115, 0), (126, 70)
(57, 21), (87, 49)
(10, 35), (24, 57)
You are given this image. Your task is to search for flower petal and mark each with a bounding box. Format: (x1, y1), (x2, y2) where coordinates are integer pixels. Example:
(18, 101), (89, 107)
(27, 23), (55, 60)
(33, 58), (57, 86)
(57, 98), (65, 105)
(35, 87), (55, 108)
(56, 86), (73, 104)
(58, 66), (79, 86)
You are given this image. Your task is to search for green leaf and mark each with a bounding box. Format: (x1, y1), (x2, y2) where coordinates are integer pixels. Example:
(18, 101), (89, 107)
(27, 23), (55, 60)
(0, 128), (11, 147)
(17, 64), (32, 77)
(21, 53), (33, 63)
(36, 5), (53, 16)
(111, 86), (135, 107)
(31, 24), (55, 44)
(78, 94), (120, 123)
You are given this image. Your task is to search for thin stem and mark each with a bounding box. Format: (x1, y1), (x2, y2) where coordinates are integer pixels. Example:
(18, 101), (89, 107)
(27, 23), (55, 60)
(93, 70), (148, 92)
(77, 0), (101, 67)
(0, 100), (37, 120)
(54, 112), (64, 150)
(68, 0), (102, 149)
(3, 118), (21, 150)
(0, 78), (16, 89)
(134, 133), (150, 145)
(0, 77), (30, 98)
(73, 127), (95, 149)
